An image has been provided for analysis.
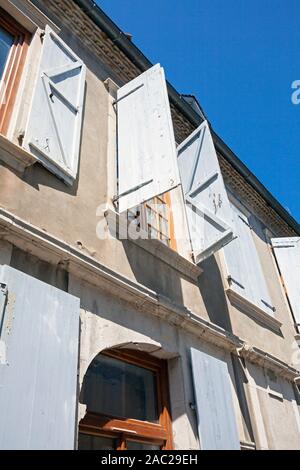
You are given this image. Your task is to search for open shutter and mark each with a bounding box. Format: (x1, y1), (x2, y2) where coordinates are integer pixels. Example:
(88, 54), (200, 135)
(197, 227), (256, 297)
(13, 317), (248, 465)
(271, 237), (300, 325)
(177, 121), (234, 263)
(116, 64), (180, 212)
(224, 203), (275, 315)
(24, 26), (86, 185)
(0, 266), (80, 450)
(190, 348), (240, 450)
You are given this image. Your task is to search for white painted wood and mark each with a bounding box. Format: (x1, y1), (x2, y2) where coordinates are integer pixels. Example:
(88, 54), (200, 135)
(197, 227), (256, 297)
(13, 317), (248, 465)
(190, 347), (240, 450)
(177, 121), (234, 263)
(117, 64), (180, 212)
(0, 266), (80, 449)
(224, 202), (275, 315)
(271, 237), (300, 325)
(24, 26), (86, 185)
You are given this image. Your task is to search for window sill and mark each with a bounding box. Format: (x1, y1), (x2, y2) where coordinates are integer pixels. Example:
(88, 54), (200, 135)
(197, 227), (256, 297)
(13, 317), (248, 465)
(226, 288), (282, 332)
(0, 134), (37, 173)
(105, 208), (202, 281)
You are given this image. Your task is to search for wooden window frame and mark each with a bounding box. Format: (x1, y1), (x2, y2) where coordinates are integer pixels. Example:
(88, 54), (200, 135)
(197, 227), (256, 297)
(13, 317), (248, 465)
(128, 192), (177, 250)
(0, 8), (30, 135)
(79, 348), (173, 450)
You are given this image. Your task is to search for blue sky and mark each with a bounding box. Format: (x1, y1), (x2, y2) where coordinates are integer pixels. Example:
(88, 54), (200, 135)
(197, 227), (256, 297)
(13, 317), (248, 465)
(97, 0), (300, 222)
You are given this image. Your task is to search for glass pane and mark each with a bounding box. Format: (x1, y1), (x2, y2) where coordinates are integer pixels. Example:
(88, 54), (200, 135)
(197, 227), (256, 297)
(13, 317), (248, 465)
(148, 226), (159, 240)
(80, 354), (159, 422)
(161, 234), (170, 246)
(146, 206), (157, 228)
(78, 433), (117, 450)
(0, 27), (14, 80)
(159, 216), (169, 236)
(126, 441), (161, 450)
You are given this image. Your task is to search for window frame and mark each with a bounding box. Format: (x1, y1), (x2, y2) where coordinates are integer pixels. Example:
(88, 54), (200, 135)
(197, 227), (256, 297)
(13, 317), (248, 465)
(79, 348), (173, 450)
(128, 192), (177, 251)
(0, 7), (30, 135)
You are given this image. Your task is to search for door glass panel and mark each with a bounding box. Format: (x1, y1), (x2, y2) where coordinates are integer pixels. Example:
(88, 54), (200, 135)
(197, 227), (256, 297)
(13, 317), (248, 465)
(0, 27), (14, 80)
(126, 441), (161, 450)
(78, 433), (117, 450)
(80, 354), (159, 422)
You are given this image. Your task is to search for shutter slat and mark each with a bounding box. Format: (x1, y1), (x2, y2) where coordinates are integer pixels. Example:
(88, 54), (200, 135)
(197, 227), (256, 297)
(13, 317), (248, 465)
(117, 64), (180, 212)
(271, 237), (300, 324)
(177, 121), (234, 263)
(24, 26), (86, 185)
(0, 266), (80, 449)
(190, 347), (240, 450)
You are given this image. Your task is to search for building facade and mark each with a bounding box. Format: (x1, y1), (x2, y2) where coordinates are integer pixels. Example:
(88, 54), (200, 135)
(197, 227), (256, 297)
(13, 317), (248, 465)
(0, 0), (300, 450)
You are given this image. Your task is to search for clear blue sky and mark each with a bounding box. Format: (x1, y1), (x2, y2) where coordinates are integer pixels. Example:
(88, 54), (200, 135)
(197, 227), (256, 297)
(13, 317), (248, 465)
(97, 0), (300, 222)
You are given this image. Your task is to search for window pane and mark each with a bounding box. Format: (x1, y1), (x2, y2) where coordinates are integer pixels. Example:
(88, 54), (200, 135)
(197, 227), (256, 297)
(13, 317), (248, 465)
(126, 441), (161, 450)
(159, 216), (169, 236)
(81, 354), (159, 422)
(78, 433), (117, 450)
(161, 234), (170, 246)
(0, 27), (14, 80)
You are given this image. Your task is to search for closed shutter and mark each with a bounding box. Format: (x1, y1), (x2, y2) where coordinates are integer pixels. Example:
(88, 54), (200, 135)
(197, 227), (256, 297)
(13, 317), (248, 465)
(224, 202), (275, 314)
(117, 64), (180, 213)
(0, 266), (80, 450)
(271, 237), (300, 325)
(177, 121), (234, 263)
(190, 347), (240, 450)
(24, 26), (86, 185)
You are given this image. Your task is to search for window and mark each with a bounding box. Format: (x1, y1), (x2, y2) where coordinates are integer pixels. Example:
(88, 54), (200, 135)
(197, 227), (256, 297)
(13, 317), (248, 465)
(79, 349), (172, 450)
(127, 192), (176, 249)
(0, 8), (29, 135)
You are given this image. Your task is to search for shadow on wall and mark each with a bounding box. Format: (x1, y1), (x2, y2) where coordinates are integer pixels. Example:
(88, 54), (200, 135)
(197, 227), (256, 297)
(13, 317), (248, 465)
(197, 255), (233, 333)
(10, 246), (68, 291)
(121, 240), (185, 307)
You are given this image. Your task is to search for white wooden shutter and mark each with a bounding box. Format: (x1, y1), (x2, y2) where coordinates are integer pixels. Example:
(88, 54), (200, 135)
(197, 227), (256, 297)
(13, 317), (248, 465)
(0, 266), (80, 450)
(24, 26), (86, 185)
(190, 348), (240, 450)
(117, 64), (180, 212)
(177, 121), (234, 263)
(224, 202), (275, 314)
(271, 237), (300, 325)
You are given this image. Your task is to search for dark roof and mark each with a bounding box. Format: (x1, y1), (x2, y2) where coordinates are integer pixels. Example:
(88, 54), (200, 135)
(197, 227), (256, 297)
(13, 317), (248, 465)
(74, 0), (300, 235)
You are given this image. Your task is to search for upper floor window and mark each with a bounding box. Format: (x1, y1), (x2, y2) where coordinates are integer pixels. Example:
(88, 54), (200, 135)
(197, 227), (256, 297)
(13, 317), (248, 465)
(79, 348), (172, 450)
(0, 8), (29, 135)
(128, 192), (176, 249)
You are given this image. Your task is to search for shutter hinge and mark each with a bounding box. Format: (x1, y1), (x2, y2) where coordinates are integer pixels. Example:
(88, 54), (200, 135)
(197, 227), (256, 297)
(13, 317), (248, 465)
(227, 275), (245, 290)
(0, 283), (8, 334)
(189, 402), (196, 411)
(40, 30), (46, 41)
(17, 129), (25, 146)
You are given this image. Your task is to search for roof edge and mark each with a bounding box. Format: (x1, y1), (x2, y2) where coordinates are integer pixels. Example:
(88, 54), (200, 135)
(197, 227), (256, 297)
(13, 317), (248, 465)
(73, 0), (300, 235)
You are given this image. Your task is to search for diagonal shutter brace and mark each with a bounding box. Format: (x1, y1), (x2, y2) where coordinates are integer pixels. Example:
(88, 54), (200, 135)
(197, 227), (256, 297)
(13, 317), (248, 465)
(113, 178), (154, 203)
(113, 83), (144, 106)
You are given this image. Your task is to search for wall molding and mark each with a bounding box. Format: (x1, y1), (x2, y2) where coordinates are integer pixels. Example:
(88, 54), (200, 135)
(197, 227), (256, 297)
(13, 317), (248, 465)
(0, 206), (299, 382)
(0, 134), (37, 173)
(226, 287), (283, 332)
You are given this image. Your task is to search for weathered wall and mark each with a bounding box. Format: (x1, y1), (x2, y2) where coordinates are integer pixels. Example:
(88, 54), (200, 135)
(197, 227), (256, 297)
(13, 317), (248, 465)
(68, 273), (248, 450)
(0, 0), (300, 451)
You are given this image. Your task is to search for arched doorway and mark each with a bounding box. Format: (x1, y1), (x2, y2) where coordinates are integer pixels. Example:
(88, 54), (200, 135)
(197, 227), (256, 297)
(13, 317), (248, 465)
(78, 348), (173, 450)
